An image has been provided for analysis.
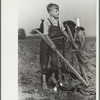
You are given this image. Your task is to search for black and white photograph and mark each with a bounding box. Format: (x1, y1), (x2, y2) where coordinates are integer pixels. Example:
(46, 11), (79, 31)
(18, 0), (98, 100)
(2, 0), (98, 100)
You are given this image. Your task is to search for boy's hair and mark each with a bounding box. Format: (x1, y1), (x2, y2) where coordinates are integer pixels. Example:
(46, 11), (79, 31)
(47, 3), (59, 13)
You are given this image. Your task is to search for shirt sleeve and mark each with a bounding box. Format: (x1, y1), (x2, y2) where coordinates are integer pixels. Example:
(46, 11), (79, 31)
(59, 20), (65, 32)
(43, 19), (50, 35)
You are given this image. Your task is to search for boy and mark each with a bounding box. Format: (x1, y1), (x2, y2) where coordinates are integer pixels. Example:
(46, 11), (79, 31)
(40, 3), (69, 90)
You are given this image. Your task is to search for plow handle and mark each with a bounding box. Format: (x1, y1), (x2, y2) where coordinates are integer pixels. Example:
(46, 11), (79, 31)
(67, 25), (96, 76)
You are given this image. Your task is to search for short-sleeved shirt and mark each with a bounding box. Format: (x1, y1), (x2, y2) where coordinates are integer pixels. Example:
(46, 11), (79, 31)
(43, 17), (65, 35)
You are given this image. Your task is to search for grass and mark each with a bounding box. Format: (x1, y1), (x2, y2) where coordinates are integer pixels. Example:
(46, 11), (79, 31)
(18, 36), (96, 100)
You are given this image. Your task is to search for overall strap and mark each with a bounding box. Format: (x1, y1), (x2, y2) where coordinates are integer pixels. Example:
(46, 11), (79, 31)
(47, 18), (60, 27)
(47, 18), (53, 26)
(57, 20), (60, 27)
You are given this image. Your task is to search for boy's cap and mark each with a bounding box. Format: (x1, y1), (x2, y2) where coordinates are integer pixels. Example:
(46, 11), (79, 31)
(47, 3), (59, 12)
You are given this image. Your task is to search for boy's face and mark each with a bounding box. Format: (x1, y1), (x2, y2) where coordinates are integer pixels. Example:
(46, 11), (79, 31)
(50, 8), (59, 19)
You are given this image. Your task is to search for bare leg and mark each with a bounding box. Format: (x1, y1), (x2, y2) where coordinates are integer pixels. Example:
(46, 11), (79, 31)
(52, 73), (58, 92)
(52, 73), (57, 84)
(42, 74), (48, 89)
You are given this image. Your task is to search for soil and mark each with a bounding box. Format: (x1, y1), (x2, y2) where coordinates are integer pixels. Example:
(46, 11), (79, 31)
(18, 37), (96, 100)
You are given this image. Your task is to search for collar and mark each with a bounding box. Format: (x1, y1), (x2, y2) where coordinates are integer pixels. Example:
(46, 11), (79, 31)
(50, 16), (59, 22)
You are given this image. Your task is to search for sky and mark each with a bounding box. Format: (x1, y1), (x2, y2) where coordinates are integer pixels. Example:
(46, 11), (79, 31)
(18, 0), (97, 36)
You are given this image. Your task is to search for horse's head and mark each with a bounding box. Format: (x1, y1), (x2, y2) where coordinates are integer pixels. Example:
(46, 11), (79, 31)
(63, 20), (76, 38)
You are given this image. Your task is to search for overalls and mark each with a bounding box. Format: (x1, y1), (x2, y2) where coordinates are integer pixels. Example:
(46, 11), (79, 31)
(40, 18), (63, 75)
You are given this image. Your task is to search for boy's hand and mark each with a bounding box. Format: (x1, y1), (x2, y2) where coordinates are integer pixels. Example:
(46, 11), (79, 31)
(44, 34), (56, 51)
(63, 31), (70, 41)
(51, 43), (56, 52)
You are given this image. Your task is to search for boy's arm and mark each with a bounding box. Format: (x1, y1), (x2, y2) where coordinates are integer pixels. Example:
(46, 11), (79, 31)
(59, 20), (70, 40)
(44, 34), (56, 51)
(62, 30), (70, 41)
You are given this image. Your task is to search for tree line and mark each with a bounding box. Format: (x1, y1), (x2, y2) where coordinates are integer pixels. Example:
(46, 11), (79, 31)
(18, 28), (40, 40)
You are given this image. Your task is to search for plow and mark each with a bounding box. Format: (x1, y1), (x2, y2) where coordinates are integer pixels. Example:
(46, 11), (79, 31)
(32, 18), (96, 94)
